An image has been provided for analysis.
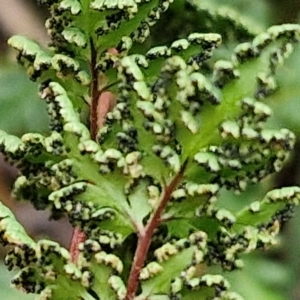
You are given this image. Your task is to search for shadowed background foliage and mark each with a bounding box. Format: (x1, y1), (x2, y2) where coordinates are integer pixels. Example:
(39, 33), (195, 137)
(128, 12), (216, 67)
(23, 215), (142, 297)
(1, 0), (300, 299)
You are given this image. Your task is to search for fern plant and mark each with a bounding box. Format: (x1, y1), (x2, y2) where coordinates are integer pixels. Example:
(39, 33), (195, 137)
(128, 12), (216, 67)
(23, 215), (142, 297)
(1, 1), (300, 299)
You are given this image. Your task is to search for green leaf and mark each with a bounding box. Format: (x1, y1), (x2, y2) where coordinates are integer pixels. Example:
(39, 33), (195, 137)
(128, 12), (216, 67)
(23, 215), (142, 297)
(140, 247), (194, 297)
(127, 180), (152, 227)
(0, 200), (35, 247)
(89, 262), (117, 300)
(234, 186), (300, 231)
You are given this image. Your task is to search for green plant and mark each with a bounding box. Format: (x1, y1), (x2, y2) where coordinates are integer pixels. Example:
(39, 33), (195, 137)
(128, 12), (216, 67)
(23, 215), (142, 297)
(1, 0), (300, 299)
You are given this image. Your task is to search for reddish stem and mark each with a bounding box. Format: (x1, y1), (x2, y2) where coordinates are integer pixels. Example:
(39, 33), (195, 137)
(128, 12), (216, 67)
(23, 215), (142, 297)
(69, 41), (117, 262)
(125, 161), (187, 300)
(69, 39), (99, 261)
(90, 38), (100, 141)
(69, 229), (86, 262)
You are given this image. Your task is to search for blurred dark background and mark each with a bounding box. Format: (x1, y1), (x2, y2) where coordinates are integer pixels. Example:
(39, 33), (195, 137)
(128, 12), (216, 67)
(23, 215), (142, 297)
(1, 1), (300, 299)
